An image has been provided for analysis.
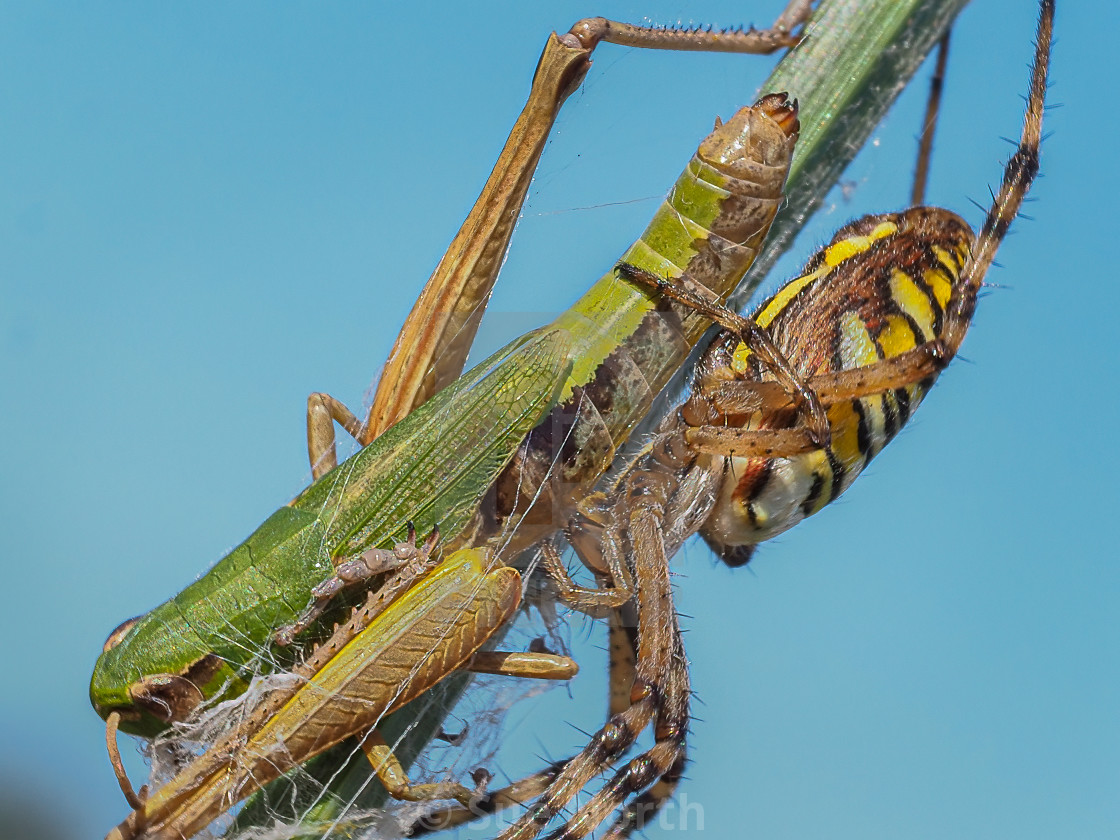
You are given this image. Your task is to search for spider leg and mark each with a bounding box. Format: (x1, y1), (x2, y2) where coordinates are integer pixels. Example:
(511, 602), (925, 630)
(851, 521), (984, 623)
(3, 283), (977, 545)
(538, 540), (633, 619)
(618, 262), (830, 445)
(407, 762), (572, 836)
(402, 609), (641, 837)
(607, 602), (639, 718)
(684, 338), (953, 462)
(718, 339), (946, 415)
(600, 747), (689, 840)
(945, 0), (1050, 350)
(534, 505), (691, 840)
(484, 470), (688, 840)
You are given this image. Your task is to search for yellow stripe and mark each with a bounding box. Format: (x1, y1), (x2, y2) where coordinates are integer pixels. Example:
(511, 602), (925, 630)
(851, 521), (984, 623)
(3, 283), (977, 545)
(932, 244), (961, 276)
(861, 391), (888, 457)
(955, 241), (971, 266)
(827, 400), (865, 471)
(876, 313), (919, 358)
(756, 220), (898, 329)
(731, 338), (751, 374)
(822, 221), (897, 267)
(756, 269), (820, 329)
(804, 454), (835, 517)
(889, 268), (936, 342)
(923, 266), (954, 312)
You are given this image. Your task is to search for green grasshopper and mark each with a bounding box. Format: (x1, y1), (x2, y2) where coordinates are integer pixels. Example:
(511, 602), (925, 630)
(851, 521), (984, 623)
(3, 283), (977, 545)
(94, 0), (969, 832)
(101, 76), (803, 836)
(91, 21), (806, 739)
(100, 83), (803, 831)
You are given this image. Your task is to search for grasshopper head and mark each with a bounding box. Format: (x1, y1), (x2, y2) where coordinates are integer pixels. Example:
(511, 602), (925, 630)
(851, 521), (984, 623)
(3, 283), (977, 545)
(90, 603), (237, 737)
(90, 506), (335, 736)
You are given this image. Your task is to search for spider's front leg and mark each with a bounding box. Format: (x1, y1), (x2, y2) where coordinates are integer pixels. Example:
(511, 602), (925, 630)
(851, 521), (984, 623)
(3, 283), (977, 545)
(550, 500), (694, 840)
(405, 476), (696, 840)
(476, 471), (692, 840)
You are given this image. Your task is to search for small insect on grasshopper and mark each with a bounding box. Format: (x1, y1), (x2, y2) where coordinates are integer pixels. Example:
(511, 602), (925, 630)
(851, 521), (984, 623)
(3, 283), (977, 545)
(404, 2), (1053, 838)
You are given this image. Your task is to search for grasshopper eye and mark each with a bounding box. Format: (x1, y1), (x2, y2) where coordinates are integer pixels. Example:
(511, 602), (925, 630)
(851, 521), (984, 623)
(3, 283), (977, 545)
(102, 615), (143, 653)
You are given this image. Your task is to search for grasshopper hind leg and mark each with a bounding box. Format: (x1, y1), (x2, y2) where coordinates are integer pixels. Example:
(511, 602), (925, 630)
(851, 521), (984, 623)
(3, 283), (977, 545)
(306, 391), (367, 479)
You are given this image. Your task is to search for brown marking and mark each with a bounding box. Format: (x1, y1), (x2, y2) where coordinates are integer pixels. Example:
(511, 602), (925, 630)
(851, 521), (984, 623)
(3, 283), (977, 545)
(127, 653), (223, 723)
(102, 614), (143, 654)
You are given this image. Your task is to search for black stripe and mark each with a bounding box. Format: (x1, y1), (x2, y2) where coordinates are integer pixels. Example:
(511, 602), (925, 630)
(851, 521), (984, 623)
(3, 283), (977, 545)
(853, 397), (871, 459)
(882, 391), (899, 441)
(912, 260), (948, 337)
(894, 386), (912, 427)
(800, 471), (825, 517)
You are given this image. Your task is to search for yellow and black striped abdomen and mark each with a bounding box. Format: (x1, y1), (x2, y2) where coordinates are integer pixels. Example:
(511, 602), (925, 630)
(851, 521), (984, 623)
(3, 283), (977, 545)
(706, 207), (973, 549)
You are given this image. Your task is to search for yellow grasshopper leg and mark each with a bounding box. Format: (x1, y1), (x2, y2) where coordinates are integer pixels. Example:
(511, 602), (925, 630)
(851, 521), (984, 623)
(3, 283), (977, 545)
(105, 547), (554, 839)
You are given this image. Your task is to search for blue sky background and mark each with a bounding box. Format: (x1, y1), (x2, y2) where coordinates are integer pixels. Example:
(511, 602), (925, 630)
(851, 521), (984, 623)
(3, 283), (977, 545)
(2, 1), (1116, 838)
